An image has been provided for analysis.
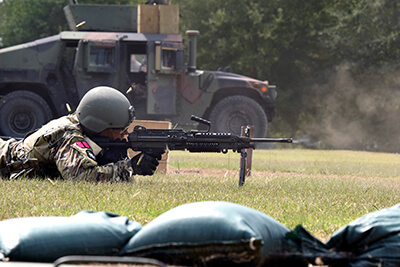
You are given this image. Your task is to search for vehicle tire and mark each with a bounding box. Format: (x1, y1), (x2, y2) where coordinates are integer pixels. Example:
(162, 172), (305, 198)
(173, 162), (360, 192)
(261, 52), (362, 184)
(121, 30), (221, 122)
(208, 95), (268, 137)
(0, 91), (52, 138)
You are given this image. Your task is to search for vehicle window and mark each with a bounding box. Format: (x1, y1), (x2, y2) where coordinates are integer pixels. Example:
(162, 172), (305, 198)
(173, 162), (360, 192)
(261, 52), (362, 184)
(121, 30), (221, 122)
(130, 54), (147, 73)
(162, 49), (175, 70)
(89, 47), (114, 67)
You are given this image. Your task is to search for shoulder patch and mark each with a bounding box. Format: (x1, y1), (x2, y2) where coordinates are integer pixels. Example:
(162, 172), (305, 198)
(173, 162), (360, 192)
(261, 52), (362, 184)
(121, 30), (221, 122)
(71, 140), (97, 165)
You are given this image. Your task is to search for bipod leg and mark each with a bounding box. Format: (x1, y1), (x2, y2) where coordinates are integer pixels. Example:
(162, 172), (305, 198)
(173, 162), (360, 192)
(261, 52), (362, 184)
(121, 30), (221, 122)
(239, 149), (247, 187)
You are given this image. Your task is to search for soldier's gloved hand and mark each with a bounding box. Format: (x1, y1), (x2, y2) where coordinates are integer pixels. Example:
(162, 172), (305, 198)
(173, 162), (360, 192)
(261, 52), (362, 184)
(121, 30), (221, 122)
(130, 152), (160, 176)
(147, 149), (164, 161)
(97, 147), (128, 165)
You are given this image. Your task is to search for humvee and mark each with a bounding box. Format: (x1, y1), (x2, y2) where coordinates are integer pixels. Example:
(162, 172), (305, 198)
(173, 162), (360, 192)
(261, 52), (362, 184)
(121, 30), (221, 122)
(0, 3), (276, 138)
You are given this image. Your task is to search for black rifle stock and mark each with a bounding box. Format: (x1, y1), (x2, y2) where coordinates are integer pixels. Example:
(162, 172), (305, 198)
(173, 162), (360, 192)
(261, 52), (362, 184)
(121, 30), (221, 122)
(95, 116), (293, 186)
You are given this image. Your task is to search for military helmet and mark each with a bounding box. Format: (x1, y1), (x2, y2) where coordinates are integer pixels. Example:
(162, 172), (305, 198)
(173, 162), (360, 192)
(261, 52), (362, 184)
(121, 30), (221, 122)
(76, 86), (135, 133)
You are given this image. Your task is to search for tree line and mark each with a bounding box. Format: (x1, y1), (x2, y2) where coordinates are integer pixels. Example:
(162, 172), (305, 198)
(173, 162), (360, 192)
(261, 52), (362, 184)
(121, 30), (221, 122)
(1, 0), (399, 152)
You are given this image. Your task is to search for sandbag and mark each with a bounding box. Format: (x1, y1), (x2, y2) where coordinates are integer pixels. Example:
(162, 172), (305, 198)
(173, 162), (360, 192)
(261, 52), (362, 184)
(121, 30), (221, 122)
(0, 211), (142, 262)
(286, 225), (344, 266)
(287, 204), (400, 266)
(120, 201), (291, 266)
(325, 203), (400, 267)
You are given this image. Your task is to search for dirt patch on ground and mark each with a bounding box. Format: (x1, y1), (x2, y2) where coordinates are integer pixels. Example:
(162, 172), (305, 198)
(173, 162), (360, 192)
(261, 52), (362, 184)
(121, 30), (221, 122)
(168, 167), (236, 176)
(166, 167), (399, 182)
(166, 167), (276, 179)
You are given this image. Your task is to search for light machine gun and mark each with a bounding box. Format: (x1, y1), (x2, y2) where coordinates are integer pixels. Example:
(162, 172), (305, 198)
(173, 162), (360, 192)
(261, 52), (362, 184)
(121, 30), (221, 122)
(95, 115), (293, 186)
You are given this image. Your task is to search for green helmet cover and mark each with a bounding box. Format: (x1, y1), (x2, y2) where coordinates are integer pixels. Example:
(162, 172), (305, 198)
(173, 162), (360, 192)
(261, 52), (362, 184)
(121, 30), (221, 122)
(76, 86), (134, 133)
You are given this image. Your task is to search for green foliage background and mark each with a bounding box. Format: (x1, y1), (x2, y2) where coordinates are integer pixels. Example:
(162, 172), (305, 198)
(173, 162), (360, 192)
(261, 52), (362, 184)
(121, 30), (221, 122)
(1, 0), (399, 152)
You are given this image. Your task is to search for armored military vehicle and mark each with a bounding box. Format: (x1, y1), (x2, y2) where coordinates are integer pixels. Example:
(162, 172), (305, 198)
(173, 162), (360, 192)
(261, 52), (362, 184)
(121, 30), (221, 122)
(0, 2), (277, 138)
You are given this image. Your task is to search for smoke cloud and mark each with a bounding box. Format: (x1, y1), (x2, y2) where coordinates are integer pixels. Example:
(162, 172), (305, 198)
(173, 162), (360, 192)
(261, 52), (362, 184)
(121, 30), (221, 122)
(302, 63), (400, 152)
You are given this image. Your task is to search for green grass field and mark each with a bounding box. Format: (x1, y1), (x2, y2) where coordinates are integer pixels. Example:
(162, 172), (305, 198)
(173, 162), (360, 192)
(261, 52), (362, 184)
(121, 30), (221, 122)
(1, 149), (400, 242)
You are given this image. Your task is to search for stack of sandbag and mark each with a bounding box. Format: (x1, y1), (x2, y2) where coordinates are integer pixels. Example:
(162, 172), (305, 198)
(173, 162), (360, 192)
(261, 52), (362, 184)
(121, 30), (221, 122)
(1, 202), (400, 266)
(119, 202), (400, 266)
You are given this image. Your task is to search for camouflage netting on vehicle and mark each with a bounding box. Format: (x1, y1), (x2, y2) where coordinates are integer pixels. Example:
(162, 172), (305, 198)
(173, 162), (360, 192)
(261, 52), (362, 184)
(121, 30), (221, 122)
(0, 211), (142, 262)
(120, 201), (294, 266)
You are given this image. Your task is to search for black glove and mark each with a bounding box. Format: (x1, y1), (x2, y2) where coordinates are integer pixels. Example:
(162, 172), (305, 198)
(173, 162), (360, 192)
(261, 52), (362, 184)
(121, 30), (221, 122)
(147, 149), (164, 161)
(130, 152), (162, 176)
(97, 147), (128, 165)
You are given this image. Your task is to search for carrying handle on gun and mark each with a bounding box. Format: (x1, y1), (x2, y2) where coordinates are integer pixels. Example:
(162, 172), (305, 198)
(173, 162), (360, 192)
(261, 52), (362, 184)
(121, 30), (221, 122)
(191, 115), (211, 132)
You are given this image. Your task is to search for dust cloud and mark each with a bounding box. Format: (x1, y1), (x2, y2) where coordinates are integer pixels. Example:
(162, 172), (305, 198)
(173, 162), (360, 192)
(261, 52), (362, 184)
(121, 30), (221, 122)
(302, 64), (400, 152)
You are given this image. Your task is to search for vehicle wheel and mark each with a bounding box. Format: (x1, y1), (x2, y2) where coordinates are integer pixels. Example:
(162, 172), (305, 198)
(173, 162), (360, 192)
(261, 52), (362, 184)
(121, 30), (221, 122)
(208, 95), (268, 137)
(0, 91), (52, 138)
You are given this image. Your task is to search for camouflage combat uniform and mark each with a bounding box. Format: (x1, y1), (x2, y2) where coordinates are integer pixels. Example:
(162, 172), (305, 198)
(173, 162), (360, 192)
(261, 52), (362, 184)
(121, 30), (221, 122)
(0, 114), (132, 181)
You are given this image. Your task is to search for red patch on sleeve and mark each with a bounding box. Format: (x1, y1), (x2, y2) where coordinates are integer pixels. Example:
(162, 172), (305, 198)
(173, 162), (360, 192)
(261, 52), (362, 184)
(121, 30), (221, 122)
(76, 141), (91, 149)
(82, 141), (90, 148)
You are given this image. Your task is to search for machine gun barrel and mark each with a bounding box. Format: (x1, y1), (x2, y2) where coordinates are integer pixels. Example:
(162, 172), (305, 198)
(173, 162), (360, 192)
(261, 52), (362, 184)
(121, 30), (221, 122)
(249, 138), (293, 143)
